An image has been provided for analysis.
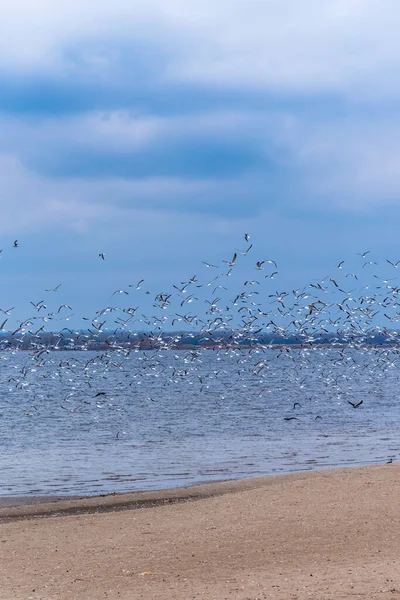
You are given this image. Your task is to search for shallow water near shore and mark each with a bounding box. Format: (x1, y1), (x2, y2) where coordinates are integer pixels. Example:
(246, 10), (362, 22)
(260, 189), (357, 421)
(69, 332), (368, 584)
(1, 348), (399, 496)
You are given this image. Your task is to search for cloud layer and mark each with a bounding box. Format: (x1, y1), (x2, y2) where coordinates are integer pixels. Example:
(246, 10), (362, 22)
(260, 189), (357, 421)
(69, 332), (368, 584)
(2, 1), (400, 324)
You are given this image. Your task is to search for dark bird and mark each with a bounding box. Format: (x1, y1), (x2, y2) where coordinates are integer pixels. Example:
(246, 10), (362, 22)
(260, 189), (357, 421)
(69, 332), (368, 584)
(99, 253), (105, 260)
(13, 240), (18, 248)
(348, 400), (363, 409)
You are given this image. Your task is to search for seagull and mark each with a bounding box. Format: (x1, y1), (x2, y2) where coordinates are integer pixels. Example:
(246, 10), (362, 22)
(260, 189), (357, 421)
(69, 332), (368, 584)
(386, 259), (400, 268)
(202, 261), (219, 268)
(223, 253), (237, 267)
(363, 261), (378, 268)
(99, 253), (105, 260)
(256, 259), (277, 270)
(244, 234), (250, 242)
(112, 290), (129, 295)
(13, 240), (18, 248)
(45, 284), (62, 292)
(129, 279), (144, 289)
(57, 304), (72, 313)
(242, 244), (253, 256)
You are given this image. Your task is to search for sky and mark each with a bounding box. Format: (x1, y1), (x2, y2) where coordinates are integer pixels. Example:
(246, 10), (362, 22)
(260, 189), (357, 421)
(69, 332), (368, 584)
(3, 0), (400, 329)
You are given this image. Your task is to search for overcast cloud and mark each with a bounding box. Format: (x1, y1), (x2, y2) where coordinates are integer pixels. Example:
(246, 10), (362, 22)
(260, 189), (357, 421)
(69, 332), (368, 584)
(1, 1), (400, 325)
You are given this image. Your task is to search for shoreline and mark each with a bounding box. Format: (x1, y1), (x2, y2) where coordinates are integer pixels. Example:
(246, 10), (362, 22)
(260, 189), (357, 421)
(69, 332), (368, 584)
(0, 462), (393, 522)
(0, 469), (317, 522)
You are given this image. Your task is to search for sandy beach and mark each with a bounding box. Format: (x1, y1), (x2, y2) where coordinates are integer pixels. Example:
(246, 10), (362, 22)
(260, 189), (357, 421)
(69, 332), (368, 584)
(0, 464), (399, 599)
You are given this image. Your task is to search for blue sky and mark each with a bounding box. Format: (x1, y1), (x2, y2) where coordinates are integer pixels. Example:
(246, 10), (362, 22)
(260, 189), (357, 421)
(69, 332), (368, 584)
(2, 0), (400, 329)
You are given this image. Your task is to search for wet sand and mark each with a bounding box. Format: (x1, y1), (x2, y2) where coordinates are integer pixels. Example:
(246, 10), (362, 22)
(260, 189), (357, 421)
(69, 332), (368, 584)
(0, 464), (399, 599)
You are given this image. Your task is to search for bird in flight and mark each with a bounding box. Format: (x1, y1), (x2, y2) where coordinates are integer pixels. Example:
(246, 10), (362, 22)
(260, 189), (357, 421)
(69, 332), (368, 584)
(348, 400), (363, 409)
(129, 279), (145, 289)
(363, 261), (378, 268)
(13, 240), (18, 248)
(224, 253), (237, 267)
(242, 244), (253, 256)
(386, 259), (400, 268)
(45, 284), (62, 292)
(99, 253), (105, 260)
(244, 234), (250, 242)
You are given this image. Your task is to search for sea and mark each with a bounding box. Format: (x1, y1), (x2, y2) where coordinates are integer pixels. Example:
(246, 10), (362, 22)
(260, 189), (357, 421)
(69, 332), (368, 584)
(0, 347), (399, 497)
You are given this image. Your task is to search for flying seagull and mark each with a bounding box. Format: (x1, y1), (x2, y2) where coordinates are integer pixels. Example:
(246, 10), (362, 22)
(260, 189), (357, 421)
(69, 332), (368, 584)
(45, 284), (62, 292)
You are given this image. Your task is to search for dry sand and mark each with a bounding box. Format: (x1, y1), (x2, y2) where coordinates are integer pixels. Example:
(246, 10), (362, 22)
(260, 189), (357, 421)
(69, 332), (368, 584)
(1, 465), (400, 599)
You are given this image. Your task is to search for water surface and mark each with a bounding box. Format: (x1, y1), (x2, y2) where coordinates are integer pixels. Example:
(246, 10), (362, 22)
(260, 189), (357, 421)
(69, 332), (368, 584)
(0, 348), (398, 496)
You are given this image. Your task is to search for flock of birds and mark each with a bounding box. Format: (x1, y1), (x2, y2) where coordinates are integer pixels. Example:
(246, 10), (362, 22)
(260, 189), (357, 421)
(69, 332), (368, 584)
(2, 235), (400, 427)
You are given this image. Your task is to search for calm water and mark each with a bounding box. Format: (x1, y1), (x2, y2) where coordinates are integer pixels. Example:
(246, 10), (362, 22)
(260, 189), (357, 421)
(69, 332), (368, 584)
(0, 348), (399, 496)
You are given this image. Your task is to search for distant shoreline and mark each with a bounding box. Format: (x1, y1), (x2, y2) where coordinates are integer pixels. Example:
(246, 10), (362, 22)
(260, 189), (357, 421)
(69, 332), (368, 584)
(1, 341), (400, 351)
(1, 328), (399, 351)
(0, 343), (400, 352)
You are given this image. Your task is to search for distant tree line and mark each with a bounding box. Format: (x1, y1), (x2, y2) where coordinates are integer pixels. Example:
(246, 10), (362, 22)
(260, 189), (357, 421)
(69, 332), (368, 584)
(0, 329), (399, 351)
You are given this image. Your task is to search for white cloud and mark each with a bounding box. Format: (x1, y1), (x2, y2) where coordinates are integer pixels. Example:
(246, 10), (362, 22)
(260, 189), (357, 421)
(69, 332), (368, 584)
(0, 110), (271, 156)
(271, 114), (400, 206)
(4, 104), (400, 213)
(1, 0), (400, 99)
(0, 152), (262, 234)
(2, 0), (400, 215)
